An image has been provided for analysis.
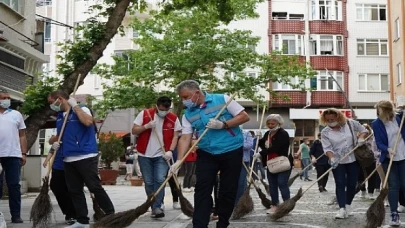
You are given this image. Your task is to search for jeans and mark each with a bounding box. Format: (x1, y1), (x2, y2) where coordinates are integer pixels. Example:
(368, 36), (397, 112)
(358, 163), (377, 194)
(138, 156), (168, 210)
(183, 162), (196, 188)
(193, 147), (243, 228)
(50, 169), (76, 219)
(0, 157), (21, 218)
(382, 159), (405, 213)
(267, 168), (291, 205)
(64, 156), (115, 224)
(235, 161), (249, 206)
(301, 158), (311, 179)
(315, 164), (330, 189)
(332, 161), (359, 208)
(252, 160), (266, 181)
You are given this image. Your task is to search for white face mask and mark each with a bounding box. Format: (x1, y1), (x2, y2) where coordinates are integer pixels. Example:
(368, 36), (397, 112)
(328, 122), (338, 127)
(157, 110), (168, 118)
(269, 125), (280, 132)
(0, 99), (10, 109)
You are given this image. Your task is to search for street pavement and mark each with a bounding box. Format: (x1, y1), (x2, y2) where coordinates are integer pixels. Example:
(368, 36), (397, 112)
(1, 168), (400, 228)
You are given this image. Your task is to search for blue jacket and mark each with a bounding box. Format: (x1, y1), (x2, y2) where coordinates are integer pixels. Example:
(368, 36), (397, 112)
(242, 131), (254, 162)
(56, 107), (98, 157)
(184, 93), (243, 154)
(372, 112), (405, 163)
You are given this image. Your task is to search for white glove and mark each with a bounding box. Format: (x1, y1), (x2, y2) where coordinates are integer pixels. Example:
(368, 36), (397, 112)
(129, 154), (135, 160)
(51, 142), (60, 152)
(133, 153), (138, 160)
(357, 138), (366, 146)
(144, 120), (156, 129)
(253, 153), (261, 161)
(170, 160), (182, 175)
(163, 151), (173, 161)
(68, 97), (78, 108)
(265, 141), (271, 149)
(329, 157), (338, 169)
(388, 148), (395, 158)
(206, 119), (224, 129)
(311, 157), (317, 164)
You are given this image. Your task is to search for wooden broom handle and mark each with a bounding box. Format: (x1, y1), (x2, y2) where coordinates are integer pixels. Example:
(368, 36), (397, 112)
(359, 164), (381, 187)
(299, 154), (326, 175)
(248, 105), (266, 182)
(46, 74), (82, 177)
(302, 133), (374, 195)
(383, 111), (405, 188)
(153, 94), (236, 197)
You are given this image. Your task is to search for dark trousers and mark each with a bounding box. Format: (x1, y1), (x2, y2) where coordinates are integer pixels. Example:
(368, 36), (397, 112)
(0, 157), (21, 218)
(332, 161), (359, 208)
(50, 169), (76, 219)
(315, 164), (330, 189)
(64, 156), (115, 224)
(183, 162), (196, 188)
(267, 168), (291, 205)
(358, 163), (377, 194)
(382, 159), (405, 213)
(193, 147), (243, 228)
(400, 189), (405, 206)
(168, 175), (179, 203)
(212, 174), (220, 216)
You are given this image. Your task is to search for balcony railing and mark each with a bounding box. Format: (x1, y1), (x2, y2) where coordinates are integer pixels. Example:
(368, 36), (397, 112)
(0, 62), (34, 93)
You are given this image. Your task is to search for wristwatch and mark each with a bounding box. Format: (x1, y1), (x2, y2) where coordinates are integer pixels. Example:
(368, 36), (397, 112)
(222, 121), (229, 129)
(22, 153), (27, 156)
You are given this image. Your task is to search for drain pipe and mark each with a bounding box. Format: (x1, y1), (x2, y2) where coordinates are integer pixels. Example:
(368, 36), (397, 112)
(303, 0), (311, 110)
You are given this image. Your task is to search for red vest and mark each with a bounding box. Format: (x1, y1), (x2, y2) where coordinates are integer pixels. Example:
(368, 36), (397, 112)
(136, 108), (178, 154)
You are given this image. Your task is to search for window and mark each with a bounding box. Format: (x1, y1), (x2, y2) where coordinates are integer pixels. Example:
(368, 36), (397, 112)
(273, 34), (303, 55)
(395, 18), (400, 40)
(247, 72), (257, 78)
(0, 0), (21, 13)
(272, 77), (300, 90)
(94, 74), (100, 89)
(114, 50), (133, 71)
(316, 71), (343, 91)
(44, 21), (51, 43)
(398, 63), (402, 85)
(289, 14), (304, 20)
(358, 74), (389, 91)
(311, 0), (341, 20)
(272, 12), (287, 20)
(357, 39), (388, 56)
(309, 35), (343, 56)
(132, 29), (139, 38)
(36, 0), (52, 6)
(356, 4), (386, 21)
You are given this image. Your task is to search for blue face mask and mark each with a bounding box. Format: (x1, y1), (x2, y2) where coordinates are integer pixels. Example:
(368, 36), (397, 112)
(0, 99), (10, 109)
(183, 92), (197, 108)
(50, 99), (62, 112)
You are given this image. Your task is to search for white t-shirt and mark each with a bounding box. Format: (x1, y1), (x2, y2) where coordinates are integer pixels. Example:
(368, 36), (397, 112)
(182, 95), (244, 134)
(133, 111), (182, 158)
(0, 109), (26, 158)
(63, 107), (98, 162)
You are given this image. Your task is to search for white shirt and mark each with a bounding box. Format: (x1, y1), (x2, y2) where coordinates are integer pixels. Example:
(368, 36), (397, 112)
(384, 118), (405, 161)
(63, 107), (98, 162)
(0, 109), (26, 158)
(182, 95), (244, 134)
(133, 111), (182, 158)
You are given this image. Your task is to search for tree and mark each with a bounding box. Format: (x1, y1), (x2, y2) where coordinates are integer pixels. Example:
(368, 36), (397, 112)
(94, 5), (315, 117)
(21, 0), (256, 150)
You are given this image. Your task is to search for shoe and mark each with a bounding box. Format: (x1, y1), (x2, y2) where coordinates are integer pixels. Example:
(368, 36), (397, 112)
(327, 196), (337, 205)
(65, 218), (76, 225)
(389, 212), (400, 226)
(360, 191), (366, 199)
(368, 193), (376, 200)
(305, 178), (312, 181)
(190, 187), (195, 192)
(345, 204), (354, 216)
(211, 213), (219, 220)
(385, 200), (390, 207)
(266, 206), (278, 214)
(161, 204), (165, 211)
(398, 205), (405, 213)
(300, 176), (303, 180)
(65, 222), (89, 228)
(322, 187), (328, 192)
(182, 188), (190, 192)
(173, 202), (181, 209)
(319, 187), (324, 193)
(0, 212), (5, 228)
(335, 208), (348, 219)
(11, 216), (23, 223)
(151, 208), (165, 218)
(263, 179), (268, 184)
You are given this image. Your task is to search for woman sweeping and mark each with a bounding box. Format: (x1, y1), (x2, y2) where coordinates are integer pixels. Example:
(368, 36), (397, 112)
(372, 100), (405, 226)
(320, 108), (367, 219)
(254, 114), (292, 214)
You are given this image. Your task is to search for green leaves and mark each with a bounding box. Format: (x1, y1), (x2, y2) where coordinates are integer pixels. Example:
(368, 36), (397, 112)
(98, 132), (125, 169)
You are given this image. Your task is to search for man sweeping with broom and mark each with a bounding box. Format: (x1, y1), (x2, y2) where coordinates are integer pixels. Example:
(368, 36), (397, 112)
(172, 80), (250, 228)
(47, 90), (115, 228)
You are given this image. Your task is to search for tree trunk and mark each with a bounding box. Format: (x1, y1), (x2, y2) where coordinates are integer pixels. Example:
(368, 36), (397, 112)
(25, 0), (133, 150)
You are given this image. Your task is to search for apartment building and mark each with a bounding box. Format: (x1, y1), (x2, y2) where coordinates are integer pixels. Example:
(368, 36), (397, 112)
(268, 0), (388, 150)
(387, 0), (405, 101)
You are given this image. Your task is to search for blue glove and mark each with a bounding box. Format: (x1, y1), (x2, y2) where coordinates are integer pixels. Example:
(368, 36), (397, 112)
(329, 157), (338, 169)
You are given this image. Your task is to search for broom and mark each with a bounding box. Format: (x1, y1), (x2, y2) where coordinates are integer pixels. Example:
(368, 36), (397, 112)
(91, 193), (106, 222)
(92, 94), (236, 228)
(355, 164), (381, 194)
(145, 111), (194, 217)
(271, 133), (374, 221)
(241, 162), (272, 209)
(30, 74), (82, 228)
(288, 154), (326, 187)
(366, 111), (405, 228)
(232, 105), (267, 219)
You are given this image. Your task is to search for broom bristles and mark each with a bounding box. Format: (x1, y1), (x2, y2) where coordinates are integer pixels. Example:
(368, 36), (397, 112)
(366, 187), (388, 228)
(271, 187), (303, 221)
(91, 193), (106, 222)
(175, 187), (194, 217)
(288, 173), (300, 187)
(92, 195), (155, 228)
(231, 186), (254, 220)
(255, 186), (271, 209)
(30, 177), (53, 228)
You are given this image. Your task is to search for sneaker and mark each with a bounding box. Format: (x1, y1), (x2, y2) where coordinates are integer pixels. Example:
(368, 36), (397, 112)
(360, 191), (366, 199)
(398, 205), (405, 213)
(190, 187), (195, 192)
(211, 213), (219, 220)
(389, 212), (400, 226)
(345, 204), (354, 216)
(65, 222), (89, 228)
(151, 208), (165, 218)
(65, 218), (76, 225)
(385, 200), (390, 207)
(11, 216), (23, 223)
(368, 193), (376, 200)
(0, 212), (5, 228)
(266, 206), (278, 214)
(262, 179), (268, 184)
(161, 204), (165, 211)
(327, 196), (337, 205)
(182, 188), (191, 192)
(335, 208), (348, 219)
(173, 202), (181, 209)
(304, 178), (312, 181)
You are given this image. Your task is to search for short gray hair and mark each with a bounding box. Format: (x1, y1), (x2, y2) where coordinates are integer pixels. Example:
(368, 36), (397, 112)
(176, 80), (200, 93)
(266, 114), (284, 126)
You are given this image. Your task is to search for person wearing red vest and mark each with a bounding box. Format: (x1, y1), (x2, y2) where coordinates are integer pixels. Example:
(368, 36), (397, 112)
(132, 96), (182, 218)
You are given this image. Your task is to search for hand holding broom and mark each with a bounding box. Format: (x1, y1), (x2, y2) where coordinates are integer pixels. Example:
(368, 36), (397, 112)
(288, 154), (326, 187)
(241, 162), (272, 209)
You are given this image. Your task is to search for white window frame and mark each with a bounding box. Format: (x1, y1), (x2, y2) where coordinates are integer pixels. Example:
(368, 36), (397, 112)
(356, 39), (388, 56)
(398, 63), (402, 85)
(309, 35), (343, 56)
(316, 71), (343, 91)
(93, 74), (100, 89)
(0, 0), (22, 14)
(358, 73), (389, 92)
(356, 4), (387, 21)
(132, 28), (139, 38)
(395, 18), (401, 40)
(44, 21), (51, 43)
(273, 34), (304, 55)
(311, 0), (342, 21)
(272, 76), (301, 90)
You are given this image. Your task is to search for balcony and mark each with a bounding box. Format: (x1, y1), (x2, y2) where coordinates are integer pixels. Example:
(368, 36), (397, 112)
(270, 20), (304, 34)
(0, 62), (34, 94)
(309, 21), (345, 35)
(269, 91), (307, 107)
(269, 90), (346, 108)
(311, 91), (345, 107)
